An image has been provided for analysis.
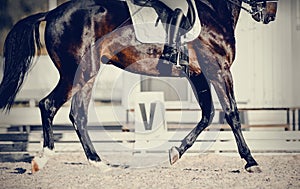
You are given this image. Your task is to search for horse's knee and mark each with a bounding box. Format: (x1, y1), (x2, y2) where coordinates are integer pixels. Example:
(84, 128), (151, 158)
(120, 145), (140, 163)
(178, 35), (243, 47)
(225, 110), (241, 130)
(200, 108), (214, 126)
(207, 108), (215, 125)
(69, 101), (88, 130)
(69, 109), (88, 130)
(199, 90), (214, 124)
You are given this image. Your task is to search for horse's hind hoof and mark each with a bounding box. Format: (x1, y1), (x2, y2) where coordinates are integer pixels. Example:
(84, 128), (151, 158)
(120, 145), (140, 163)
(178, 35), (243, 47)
(88, 160), (112, 172)
(31, 159), (40, 173)
(245, 165), (262, 173)
(169, 146), (180, 165)
(31, 155), (49, 173)
(31, 148), (54, 173)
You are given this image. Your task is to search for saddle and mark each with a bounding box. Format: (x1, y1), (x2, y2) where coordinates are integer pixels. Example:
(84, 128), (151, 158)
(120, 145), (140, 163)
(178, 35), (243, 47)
(126, 0), (201, 44)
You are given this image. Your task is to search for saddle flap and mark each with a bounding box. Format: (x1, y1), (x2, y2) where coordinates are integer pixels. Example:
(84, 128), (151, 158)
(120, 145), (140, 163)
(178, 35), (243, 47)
(126, 0), (201, 44)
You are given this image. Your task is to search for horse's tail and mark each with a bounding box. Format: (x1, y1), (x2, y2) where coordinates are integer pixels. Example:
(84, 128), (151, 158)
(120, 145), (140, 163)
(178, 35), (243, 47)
(0, 12), (47, 112)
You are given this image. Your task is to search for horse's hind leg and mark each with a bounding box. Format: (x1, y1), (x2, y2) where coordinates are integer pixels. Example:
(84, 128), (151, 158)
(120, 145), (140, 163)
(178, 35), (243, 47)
(32, 77), (73, 173)
(169, 73), (214, 164)
(39, 79), (73, 150)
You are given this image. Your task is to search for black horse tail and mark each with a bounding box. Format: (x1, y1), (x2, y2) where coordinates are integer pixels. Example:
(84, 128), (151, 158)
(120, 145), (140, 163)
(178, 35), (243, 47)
(0, 12), (47, 112)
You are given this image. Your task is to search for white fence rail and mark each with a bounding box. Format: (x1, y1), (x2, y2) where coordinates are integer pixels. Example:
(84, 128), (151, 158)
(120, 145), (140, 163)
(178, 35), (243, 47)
(1, 130), (299, 155)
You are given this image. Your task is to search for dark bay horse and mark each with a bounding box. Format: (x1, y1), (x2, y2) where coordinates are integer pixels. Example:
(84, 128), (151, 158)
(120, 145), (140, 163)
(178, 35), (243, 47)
(0, 0), (277, 172)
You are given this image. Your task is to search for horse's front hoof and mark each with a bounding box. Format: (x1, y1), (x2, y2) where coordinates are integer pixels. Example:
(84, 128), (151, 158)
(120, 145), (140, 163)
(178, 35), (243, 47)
(169, 146), (180, 165)
(245, 165), (262, 173)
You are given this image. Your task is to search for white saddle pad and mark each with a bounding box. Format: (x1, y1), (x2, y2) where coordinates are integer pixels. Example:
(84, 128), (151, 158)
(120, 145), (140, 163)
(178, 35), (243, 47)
(126, 0), (201, 44)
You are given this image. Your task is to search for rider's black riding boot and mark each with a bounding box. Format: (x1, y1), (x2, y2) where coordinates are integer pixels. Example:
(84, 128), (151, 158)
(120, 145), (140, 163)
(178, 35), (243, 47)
(158, 8), (185, 75)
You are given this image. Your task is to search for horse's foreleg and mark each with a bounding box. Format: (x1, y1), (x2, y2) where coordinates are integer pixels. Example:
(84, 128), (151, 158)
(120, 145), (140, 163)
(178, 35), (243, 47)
(169, 73), (214, 165)
(212, 70), (260, 173)
(69, 78), (99, 161)
(69, 76), (111, 171)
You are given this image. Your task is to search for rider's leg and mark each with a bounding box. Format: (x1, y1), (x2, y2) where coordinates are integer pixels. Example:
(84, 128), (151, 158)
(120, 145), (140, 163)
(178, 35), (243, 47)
(157, 8), (185, 75)
(132, 1), (190, 74)
(160, 8), (184, 64)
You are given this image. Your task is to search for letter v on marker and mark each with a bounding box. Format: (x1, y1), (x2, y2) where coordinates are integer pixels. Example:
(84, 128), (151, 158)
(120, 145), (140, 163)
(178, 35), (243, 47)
(139, 103), (157, 130)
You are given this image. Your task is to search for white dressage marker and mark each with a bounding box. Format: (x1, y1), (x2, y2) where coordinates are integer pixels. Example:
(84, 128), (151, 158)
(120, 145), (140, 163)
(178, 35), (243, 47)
(134, 92), (168, 152)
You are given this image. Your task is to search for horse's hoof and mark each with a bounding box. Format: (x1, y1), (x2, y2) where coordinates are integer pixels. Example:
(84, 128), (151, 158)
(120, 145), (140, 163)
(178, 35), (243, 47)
(245, 165), (262, 173)
(31, 159), (39, 173)
(88, 160), (112, 172)
(169, 146), (180, 165)
(31, 156), (49, 173)
(31, 148), (54, 173)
